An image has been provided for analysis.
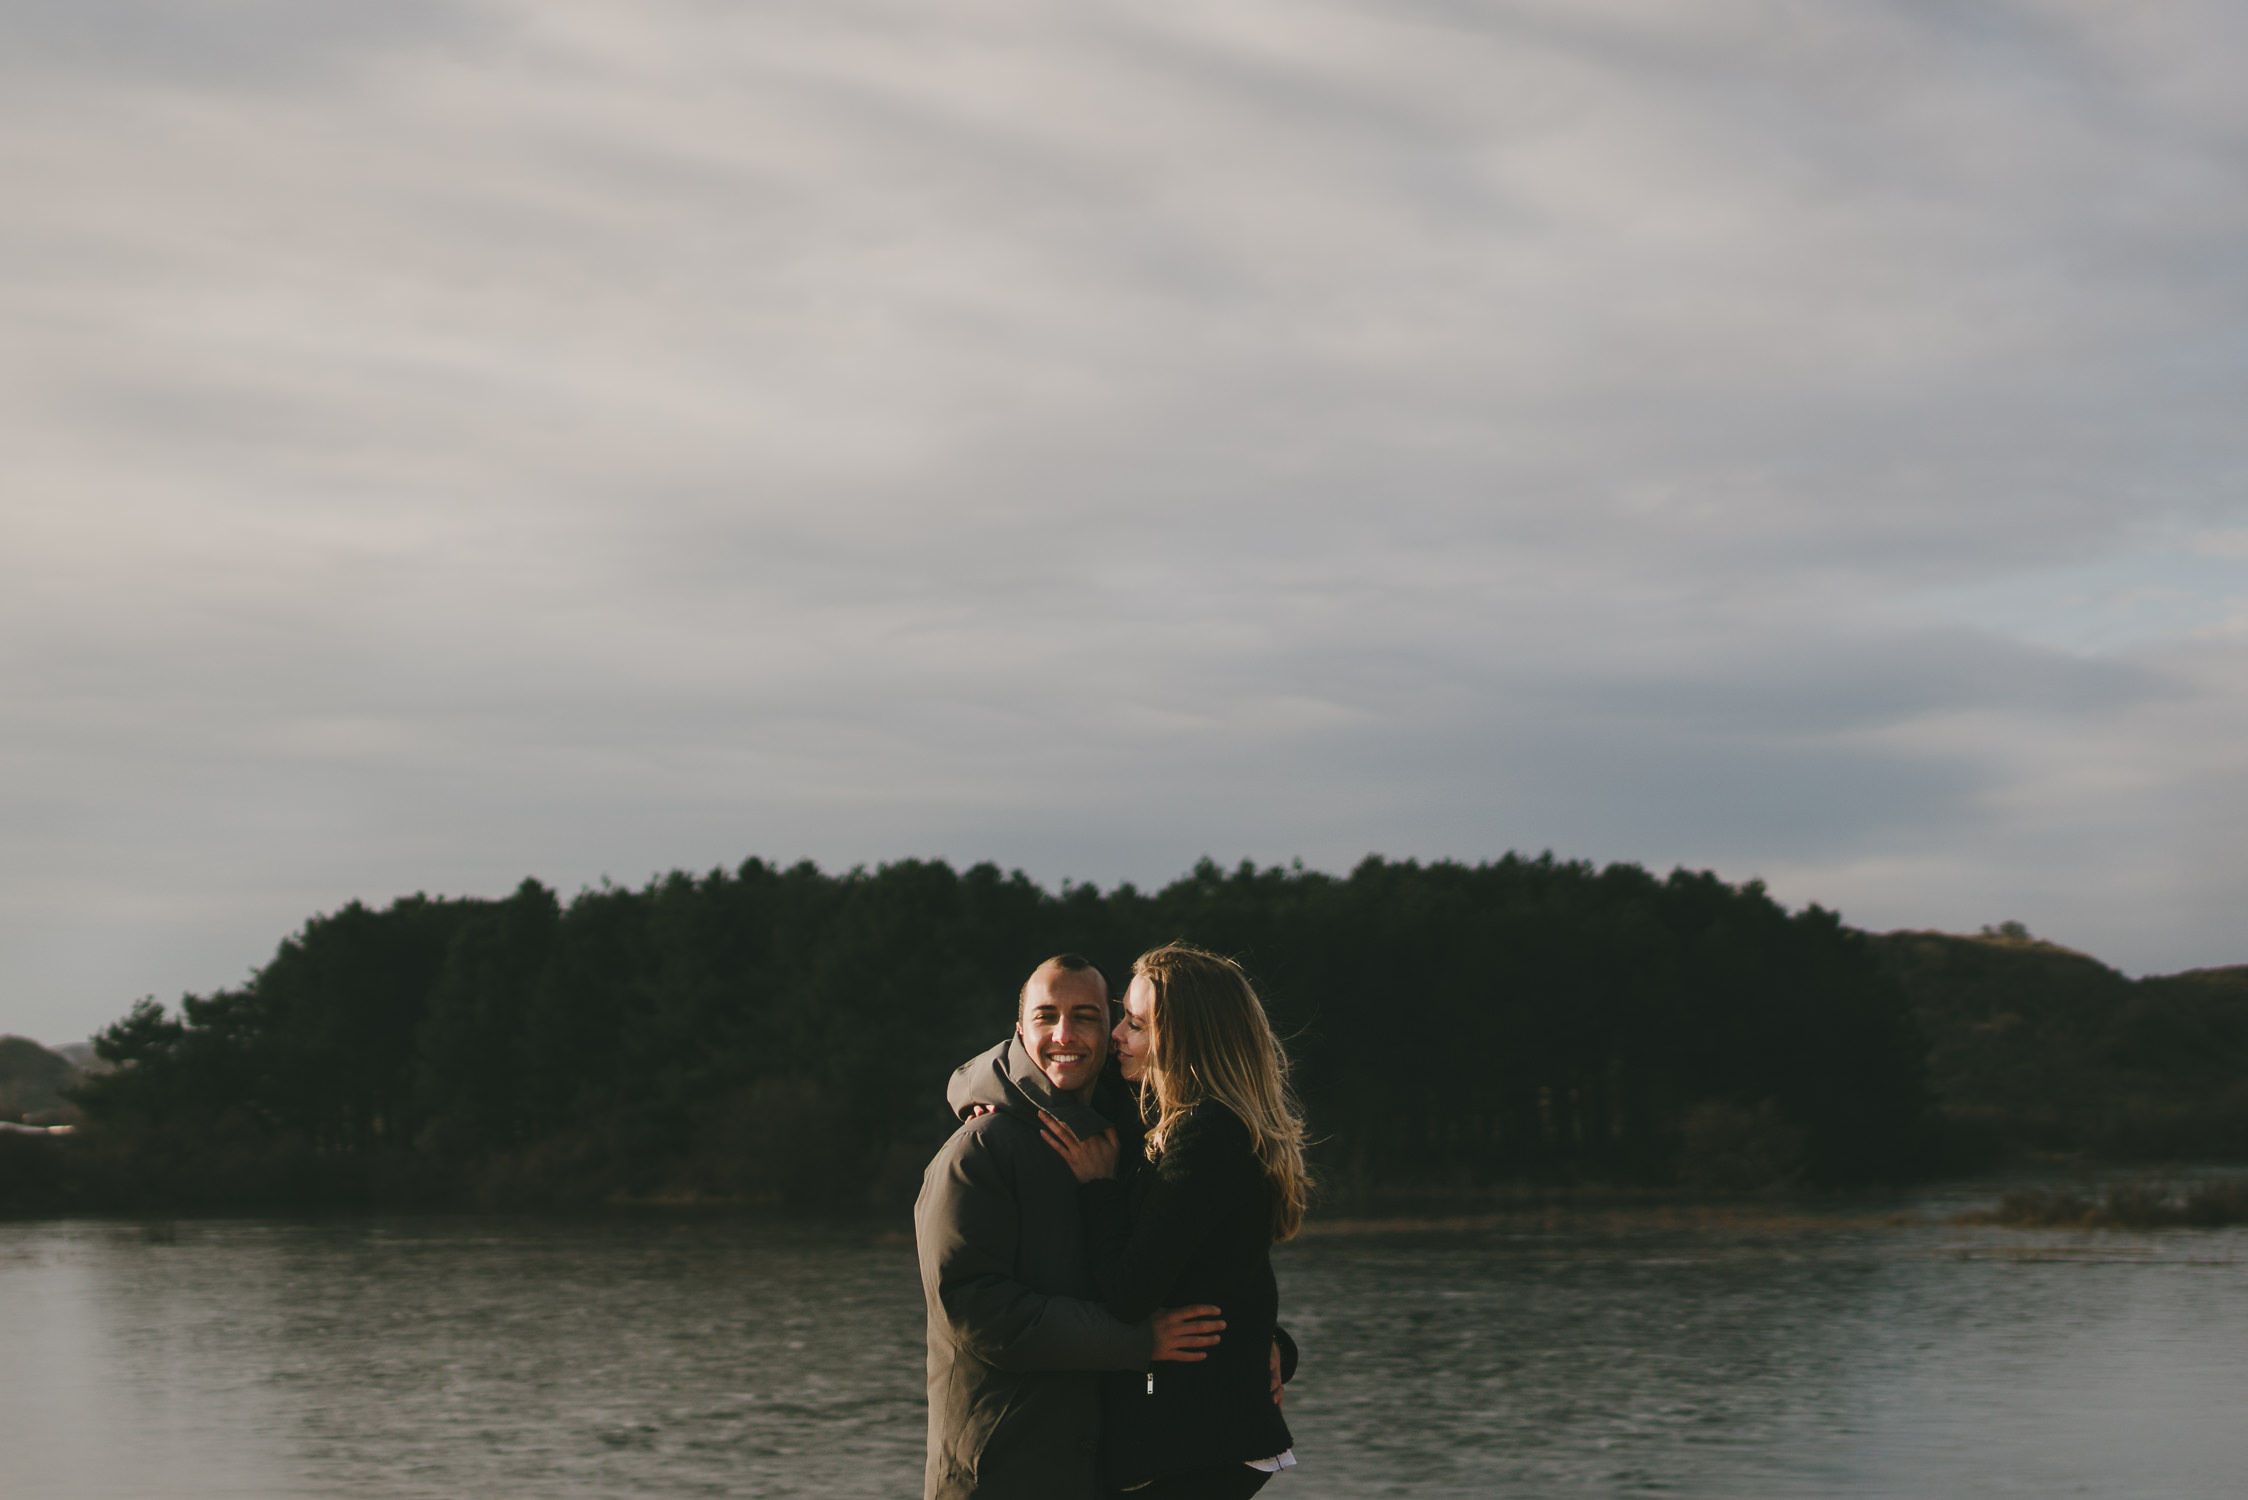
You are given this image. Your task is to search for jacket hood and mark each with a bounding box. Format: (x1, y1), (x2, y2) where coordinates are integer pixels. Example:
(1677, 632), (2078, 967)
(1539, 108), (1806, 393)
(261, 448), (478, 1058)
(945, 1035), (1120, 1140)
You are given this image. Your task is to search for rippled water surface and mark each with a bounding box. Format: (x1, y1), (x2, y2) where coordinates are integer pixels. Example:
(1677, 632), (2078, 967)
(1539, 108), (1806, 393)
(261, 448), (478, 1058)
(3, 1205), (2243, 1498)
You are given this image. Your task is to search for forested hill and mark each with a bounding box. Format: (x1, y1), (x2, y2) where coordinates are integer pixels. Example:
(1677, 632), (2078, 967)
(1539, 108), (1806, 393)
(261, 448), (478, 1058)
(0, 1036), (81, 1122)
(26, 856), (2234, 1215)
(1871, 929), (2248, 1162)
(37, 856), (1918, 1211)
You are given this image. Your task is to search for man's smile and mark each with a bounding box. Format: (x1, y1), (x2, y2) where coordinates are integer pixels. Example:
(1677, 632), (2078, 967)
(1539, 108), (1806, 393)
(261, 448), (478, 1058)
(1018, 961), (1112, 1099)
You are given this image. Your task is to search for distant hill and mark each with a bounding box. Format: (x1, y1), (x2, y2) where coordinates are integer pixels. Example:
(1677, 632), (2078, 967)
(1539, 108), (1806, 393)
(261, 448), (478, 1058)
(0, 1036), (83, 1122)
(52, 1042), (107, 1073)
(1871, 931), (2248, 1163)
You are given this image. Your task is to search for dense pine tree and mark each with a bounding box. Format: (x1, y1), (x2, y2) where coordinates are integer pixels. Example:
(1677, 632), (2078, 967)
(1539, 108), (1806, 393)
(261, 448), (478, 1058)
(71, 855), (1933, 1209)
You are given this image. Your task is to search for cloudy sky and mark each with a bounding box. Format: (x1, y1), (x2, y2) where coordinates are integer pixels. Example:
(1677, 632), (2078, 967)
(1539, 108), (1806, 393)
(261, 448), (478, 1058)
(6, 0), (2246, 1044)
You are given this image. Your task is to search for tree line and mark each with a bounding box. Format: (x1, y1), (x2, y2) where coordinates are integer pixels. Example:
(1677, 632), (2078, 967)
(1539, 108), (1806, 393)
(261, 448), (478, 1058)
(53, 855), (1931, 1211)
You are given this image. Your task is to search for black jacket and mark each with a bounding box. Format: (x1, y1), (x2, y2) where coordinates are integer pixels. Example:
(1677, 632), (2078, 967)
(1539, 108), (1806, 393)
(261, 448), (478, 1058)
(914, 1039), (1153, 1500)
(1083, 1099), (1296, 1490)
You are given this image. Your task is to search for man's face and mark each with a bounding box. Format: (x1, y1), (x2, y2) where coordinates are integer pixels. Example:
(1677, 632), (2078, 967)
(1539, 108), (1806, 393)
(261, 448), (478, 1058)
(1018, 972), (1109, 1099)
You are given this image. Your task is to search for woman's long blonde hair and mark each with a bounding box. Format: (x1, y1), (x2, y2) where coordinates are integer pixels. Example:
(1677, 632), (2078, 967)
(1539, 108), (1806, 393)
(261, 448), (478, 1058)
(1131, 943), (1311, 1241)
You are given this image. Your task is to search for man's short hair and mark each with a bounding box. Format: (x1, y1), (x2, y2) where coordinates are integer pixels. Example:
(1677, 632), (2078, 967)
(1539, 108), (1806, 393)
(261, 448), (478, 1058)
(1018, 953), (1108, 1018)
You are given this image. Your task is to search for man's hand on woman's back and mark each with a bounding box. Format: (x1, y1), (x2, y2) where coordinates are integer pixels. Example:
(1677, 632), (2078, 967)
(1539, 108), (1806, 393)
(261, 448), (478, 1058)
(1149, 1305), (1224, 1362)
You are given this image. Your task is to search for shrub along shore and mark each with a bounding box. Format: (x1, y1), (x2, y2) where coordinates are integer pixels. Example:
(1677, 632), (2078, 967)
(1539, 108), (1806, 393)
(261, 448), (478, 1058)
(1958, 1179), (2248, 1230)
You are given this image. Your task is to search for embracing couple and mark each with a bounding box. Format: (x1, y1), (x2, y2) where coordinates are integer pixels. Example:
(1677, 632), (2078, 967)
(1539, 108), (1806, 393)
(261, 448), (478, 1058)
(915, 945), (1310, 1500)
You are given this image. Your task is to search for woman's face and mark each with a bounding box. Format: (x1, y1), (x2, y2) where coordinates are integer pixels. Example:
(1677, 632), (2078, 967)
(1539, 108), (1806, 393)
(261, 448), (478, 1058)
(1113, 975), (1156, 1083)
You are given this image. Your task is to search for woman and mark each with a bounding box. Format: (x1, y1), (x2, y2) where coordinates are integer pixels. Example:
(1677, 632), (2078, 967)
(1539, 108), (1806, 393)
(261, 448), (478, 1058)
(1039, 943), (1310, 1500)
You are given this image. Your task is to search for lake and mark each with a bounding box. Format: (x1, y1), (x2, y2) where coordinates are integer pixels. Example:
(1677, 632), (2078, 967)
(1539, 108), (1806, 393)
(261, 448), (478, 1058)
(3, 1194), (2243, 1498)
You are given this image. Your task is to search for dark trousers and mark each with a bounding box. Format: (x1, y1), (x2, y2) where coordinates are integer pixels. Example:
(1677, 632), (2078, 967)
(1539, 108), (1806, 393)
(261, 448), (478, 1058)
(1106, 1466), (1272, 1500)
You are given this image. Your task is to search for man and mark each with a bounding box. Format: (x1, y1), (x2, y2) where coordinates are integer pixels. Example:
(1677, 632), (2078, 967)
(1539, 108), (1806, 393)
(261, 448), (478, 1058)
(915, 955), (1225, 1500)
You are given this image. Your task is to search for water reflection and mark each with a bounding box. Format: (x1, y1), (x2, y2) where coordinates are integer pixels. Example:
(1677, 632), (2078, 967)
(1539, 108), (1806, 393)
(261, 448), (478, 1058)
(1, 1212), (2242, 1498)
(1274, 1224), (2247, 1498)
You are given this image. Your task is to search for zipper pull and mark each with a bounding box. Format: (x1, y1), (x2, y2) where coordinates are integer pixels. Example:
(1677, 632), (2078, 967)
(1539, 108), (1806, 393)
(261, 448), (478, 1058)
(1145, 1371), (1154, 1395)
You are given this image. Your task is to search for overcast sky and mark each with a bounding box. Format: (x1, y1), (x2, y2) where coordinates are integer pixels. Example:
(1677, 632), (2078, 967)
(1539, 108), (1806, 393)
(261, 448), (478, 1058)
(6, 0), (2246, 1045)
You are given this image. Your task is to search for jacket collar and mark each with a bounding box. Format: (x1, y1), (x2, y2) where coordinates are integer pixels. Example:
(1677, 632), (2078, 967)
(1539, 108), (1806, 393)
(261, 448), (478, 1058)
(1002, 1036), (1119, 1136)
(945, 1035), (1117, 1138)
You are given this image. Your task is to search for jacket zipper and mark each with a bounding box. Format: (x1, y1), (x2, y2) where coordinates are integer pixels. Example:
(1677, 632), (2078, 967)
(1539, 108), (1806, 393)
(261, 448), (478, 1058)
(1145, 1370), (1154, 1395)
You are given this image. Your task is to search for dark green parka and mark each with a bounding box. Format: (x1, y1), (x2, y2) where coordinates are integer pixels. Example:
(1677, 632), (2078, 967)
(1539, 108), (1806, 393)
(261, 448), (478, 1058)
(914, 1039), (1153, 1500)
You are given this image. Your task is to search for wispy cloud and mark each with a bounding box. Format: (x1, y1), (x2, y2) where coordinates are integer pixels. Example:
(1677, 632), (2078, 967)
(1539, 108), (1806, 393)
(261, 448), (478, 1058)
(5, 0), (2247, 1038)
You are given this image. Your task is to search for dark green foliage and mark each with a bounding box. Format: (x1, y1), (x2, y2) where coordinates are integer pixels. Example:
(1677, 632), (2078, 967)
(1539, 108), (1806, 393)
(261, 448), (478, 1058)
(0, 1132), (72, 1214)
(1148, 858), (1929, 1195)
(60, 855), (1932, 1213)
(1871, 932), (2248, 1163)
(87, 895), (484, 1148)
